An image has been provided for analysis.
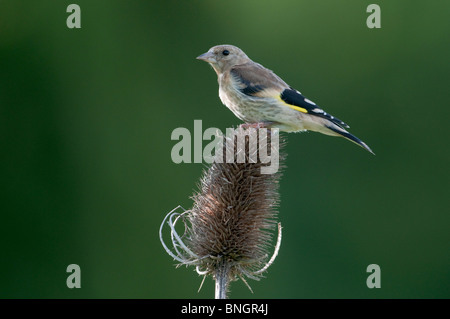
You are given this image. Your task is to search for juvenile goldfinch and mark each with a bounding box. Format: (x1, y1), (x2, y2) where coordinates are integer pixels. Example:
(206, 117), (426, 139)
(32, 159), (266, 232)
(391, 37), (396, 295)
(197, 44), (374, 154)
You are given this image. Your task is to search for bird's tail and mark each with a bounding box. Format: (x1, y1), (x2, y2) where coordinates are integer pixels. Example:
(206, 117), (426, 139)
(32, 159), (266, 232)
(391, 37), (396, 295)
(326, 125), (375, 155)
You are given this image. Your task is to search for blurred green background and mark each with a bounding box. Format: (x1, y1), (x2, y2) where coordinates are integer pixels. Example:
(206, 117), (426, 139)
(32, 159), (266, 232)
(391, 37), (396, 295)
(1, 0), (449, 298)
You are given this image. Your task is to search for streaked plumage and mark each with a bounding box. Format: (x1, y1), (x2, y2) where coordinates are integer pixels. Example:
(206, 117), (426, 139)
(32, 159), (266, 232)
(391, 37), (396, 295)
(197, 44), (374, 154)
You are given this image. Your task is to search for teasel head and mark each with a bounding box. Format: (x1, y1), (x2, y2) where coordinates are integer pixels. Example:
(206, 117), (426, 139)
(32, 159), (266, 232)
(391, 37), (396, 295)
(160, 127), (285, 298)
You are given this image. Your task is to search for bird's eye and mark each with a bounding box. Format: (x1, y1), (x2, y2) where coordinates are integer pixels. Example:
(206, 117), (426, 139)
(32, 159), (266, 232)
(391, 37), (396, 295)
(222, 50), (230, 56)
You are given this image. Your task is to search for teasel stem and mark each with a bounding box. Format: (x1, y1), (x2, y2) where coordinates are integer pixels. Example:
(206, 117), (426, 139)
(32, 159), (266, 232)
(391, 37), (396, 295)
(214, 259), (230, 299)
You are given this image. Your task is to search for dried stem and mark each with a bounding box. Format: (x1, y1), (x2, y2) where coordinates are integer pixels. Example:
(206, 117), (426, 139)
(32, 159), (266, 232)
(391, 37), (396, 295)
(214, 259), (230, 299)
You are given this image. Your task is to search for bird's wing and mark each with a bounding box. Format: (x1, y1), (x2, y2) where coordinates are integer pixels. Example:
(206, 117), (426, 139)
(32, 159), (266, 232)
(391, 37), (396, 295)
(278, 88), (350, 129)
(230, 62), (289, 96)
(231, 62), (350, 129)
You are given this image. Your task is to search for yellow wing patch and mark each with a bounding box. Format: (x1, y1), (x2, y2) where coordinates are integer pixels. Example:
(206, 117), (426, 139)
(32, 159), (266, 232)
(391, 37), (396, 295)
(276, 95), (308, 113)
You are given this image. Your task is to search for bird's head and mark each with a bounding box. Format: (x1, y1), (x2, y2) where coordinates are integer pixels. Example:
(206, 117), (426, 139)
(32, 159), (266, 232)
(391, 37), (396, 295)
(197, 45), (250, 74)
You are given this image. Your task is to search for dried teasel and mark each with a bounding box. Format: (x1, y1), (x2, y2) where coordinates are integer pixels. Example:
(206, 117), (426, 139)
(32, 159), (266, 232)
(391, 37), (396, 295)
(160, 127), (285, 298)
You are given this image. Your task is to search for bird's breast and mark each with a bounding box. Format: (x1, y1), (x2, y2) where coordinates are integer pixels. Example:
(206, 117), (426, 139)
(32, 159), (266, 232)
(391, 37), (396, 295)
(219, 85), (261, 122)
(217, 74), (262, 122)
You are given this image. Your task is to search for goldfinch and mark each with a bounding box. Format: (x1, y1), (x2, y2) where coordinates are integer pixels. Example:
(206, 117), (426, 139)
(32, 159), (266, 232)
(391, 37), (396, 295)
(197, 44), (374, 154)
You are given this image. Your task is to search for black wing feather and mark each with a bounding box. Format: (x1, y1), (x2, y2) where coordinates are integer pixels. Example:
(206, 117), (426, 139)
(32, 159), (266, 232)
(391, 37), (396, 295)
(281, 88), (350, 129)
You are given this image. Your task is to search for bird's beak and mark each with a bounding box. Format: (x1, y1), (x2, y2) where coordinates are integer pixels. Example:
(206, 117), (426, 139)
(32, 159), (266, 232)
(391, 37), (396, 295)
(196, 51), (216, 63)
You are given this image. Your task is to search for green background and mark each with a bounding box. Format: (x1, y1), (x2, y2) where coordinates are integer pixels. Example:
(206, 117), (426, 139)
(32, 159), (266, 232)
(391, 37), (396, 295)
(1, 0), (449, 298)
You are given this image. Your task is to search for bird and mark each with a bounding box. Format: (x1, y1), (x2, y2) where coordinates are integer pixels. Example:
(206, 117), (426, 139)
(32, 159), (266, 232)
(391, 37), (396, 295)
(196, 44), (374, 154)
